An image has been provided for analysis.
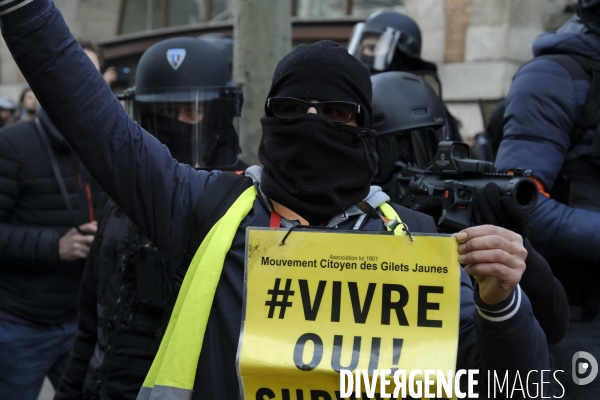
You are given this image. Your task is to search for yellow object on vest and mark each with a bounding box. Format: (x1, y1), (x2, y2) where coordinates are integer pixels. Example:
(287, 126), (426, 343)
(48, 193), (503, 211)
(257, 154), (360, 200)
(138, 185), (257, 400)
(137, 189), (404, 400)
(379, 202), (407, 236)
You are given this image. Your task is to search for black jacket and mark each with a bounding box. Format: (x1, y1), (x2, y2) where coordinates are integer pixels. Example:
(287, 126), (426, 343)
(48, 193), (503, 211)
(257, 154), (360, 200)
(55, 200), (166, 400)
(0, 117), (107, 325)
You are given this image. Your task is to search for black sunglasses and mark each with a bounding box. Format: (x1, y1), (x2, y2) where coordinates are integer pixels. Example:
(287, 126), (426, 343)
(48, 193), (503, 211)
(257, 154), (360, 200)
(266, 97), (361, 123)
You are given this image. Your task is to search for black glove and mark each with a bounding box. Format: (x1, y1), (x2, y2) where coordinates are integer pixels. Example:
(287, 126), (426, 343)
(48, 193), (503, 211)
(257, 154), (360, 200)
(410, 196), (443, 224)
(472, 182), (531, 238)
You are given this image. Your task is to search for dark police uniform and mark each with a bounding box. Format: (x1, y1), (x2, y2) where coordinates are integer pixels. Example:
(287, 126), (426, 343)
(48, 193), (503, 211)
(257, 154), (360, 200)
(54, 200), (167, 400)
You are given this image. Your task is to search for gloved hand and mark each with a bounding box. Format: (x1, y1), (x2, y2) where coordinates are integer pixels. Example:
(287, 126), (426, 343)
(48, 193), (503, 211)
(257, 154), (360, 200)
(410, 196), (443, 224)
(472, 182), (531, 238)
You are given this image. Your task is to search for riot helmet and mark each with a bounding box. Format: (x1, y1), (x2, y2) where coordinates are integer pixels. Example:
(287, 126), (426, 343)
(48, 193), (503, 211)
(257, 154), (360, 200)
(131, 37), (243, 169)
(577, 0), (600, 35)
(348, 11), (437, 73)
(371, 71), (445, 183)
(198, 33), (234, 74)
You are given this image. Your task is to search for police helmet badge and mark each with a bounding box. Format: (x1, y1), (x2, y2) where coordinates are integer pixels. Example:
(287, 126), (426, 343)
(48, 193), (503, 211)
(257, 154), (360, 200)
(166, 49), (187, 70)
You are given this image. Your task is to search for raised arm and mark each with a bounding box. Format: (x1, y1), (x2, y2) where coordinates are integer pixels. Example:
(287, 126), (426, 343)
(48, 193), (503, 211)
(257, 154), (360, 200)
(0, 0), (212, 260)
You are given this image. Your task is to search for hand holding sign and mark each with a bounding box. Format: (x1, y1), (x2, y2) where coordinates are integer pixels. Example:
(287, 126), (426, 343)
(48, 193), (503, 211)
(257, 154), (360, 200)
(455, 225), (527, 305)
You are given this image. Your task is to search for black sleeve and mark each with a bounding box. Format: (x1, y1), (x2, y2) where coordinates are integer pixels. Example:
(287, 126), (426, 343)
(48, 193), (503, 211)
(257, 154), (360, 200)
(519, 238), (569, 344)
(53, 206), (109, 399)
(0, 133), (60, 270)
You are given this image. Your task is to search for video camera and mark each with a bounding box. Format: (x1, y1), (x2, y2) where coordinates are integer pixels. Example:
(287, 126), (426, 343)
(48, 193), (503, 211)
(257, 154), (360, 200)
(382, 141), (539, 232)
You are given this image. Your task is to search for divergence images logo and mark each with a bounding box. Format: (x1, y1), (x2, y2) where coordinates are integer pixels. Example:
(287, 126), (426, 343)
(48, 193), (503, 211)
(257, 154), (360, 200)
(572, 351), (598, 386)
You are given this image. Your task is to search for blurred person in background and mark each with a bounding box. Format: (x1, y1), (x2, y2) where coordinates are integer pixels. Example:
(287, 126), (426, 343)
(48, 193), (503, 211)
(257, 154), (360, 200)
(473, 132), (493, 162)
(0, 96), (16, 127)
(495, 0), (600, 397)
(0, 41), (108, 400)
(78, 36), (119, 88)
(102, 66), (118, 88)
(54, 36), (245, 400)
(466, 134), (483, 160)
(17, 86), (39, 121)
(348, 10), (462, 142)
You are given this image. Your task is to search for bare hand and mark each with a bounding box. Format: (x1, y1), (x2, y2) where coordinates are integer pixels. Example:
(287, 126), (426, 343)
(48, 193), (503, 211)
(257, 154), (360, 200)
(58, 221), (98, 262)
(103, 66), (117, 86)
(455, 225), (527, 305)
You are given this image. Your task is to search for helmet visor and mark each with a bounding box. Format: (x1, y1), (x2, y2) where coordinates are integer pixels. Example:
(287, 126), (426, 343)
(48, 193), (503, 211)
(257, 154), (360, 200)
(374, 128), (439, 182)
(348, 23), (400, 72)
(134, 87), (242, 169)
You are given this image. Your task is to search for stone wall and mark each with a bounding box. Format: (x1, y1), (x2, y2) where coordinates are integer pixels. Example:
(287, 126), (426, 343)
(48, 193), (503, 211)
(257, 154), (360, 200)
(0, 0), (574, 138)
(444, 0), (471, 63)
(0, 0), (121, 101)
(405, 0), (572, 138)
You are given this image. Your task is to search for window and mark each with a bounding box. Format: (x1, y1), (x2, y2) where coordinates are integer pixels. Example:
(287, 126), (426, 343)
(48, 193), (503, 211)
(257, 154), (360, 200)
(118, 0), (403, 35)
(294, 0), (403, 18)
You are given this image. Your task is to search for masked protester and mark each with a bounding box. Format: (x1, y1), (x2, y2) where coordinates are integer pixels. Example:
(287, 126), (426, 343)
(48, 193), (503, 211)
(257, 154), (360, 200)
(53, 37), (244, 400)
(0, 2), (551, 398)
(348, 10), (462, 143)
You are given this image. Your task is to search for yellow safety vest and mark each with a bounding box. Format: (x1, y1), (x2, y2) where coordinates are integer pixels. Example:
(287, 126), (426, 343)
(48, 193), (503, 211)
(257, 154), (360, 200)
(138, 186), (405, 400)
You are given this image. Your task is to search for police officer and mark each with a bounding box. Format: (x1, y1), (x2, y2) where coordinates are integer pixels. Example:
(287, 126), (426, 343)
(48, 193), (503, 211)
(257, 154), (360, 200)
(348, 11), (436, 76)
(348, 10), (462, 142)
(53, 37), (244, 400)
(370, 70), (569, 346)
(495, 1), (600, 397)
(1, 2), (550, 399)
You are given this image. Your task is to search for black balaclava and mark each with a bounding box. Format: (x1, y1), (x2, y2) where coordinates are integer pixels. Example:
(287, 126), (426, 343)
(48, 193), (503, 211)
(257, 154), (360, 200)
(265, 40), (373, 129)
(141, 112), (198, 165)
(140, 105), (239, 169)
(259, 40), (378, 225)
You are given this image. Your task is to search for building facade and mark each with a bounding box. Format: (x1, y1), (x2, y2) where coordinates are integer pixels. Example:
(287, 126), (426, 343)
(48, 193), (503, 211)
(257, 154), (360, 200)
(0, 0), (576, 138)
